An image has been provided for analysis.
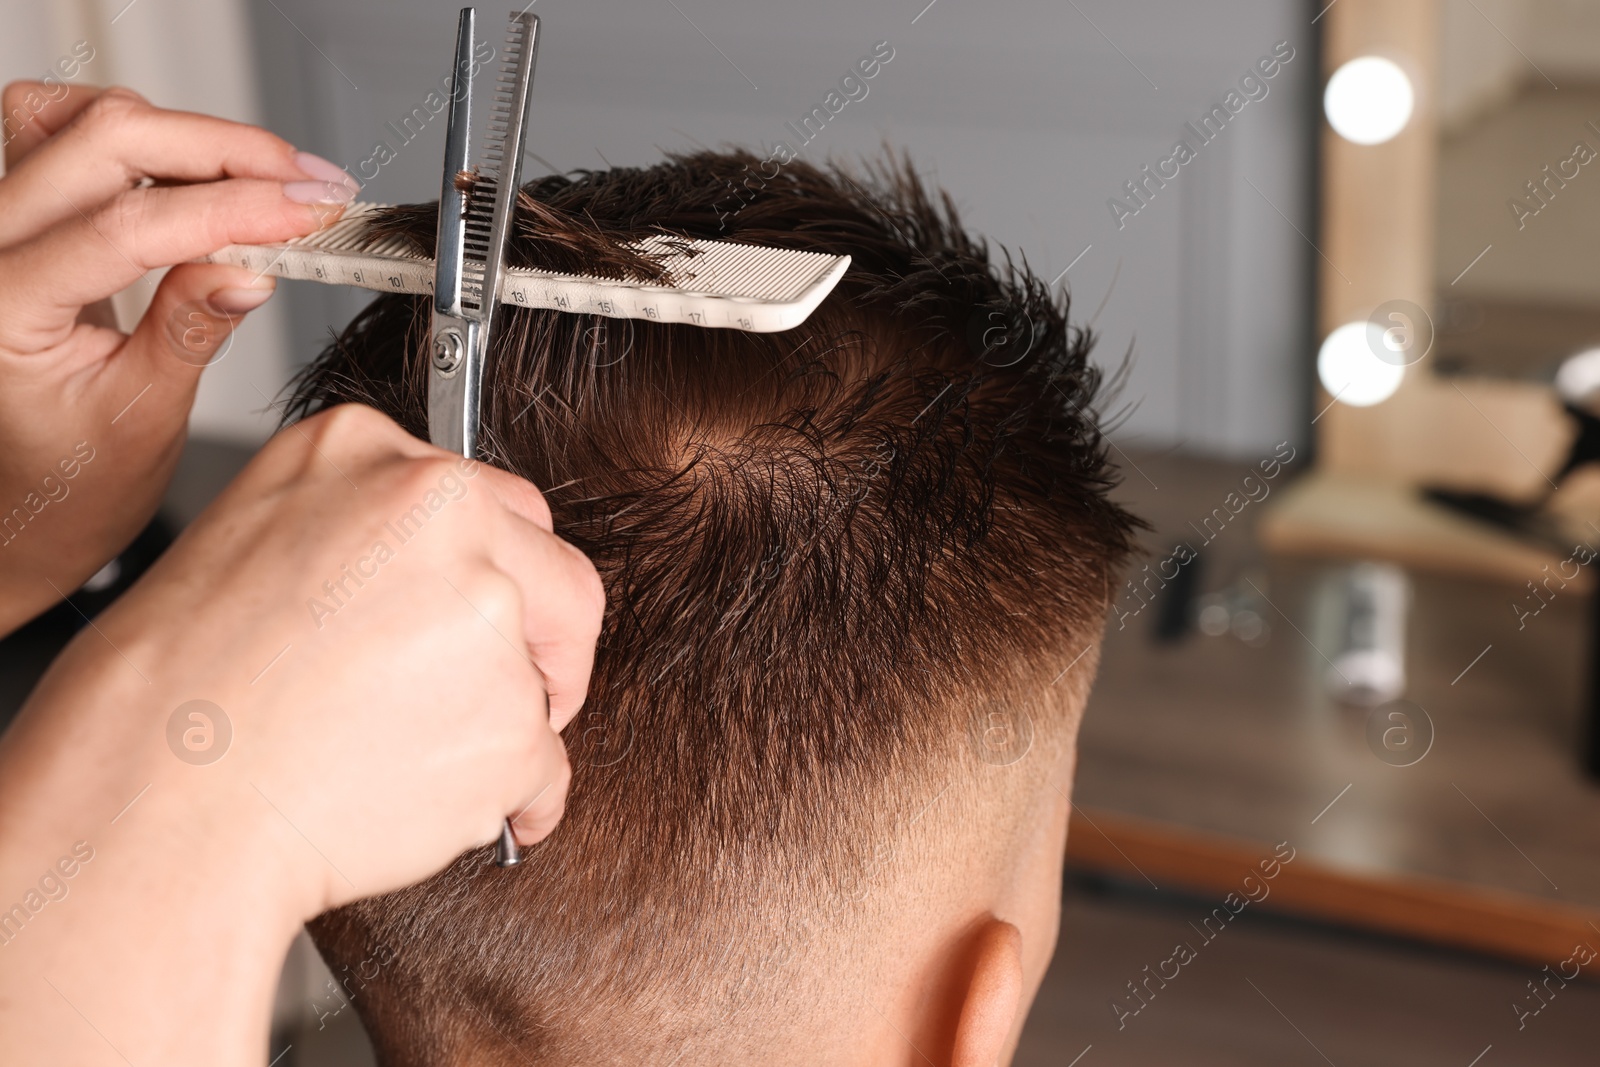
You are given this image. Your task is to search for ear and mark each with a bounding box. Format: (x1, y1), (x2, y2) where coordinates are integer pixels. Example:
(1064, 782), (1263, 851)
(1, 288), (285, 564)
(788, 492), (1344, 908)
(950, 919), (1024, 1067)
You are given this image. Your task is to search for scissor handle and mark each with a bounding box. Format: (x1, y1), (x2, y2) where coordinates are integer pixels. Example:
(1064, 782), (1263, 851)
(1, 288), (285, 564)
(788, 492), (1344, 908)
(494, 819), (521, 867)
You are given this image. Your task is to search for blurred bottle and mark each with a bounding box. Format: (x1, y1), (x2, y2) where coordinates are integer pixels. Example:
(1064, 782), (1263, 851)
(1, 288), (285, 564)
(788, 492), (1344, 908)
(1327, 561), (1410, 706)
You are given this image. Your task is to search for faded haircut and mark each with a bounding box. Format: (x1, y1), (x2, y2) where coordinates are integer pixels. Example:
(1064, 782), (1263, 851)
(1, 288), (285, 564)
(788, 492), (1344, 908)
(292, 148), (1137, 1065)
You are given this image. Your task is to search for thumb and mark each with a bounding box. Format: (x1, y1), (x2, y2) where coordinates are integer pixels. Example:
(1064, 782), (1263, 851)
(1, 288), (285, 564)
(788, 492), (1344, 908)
(121, 262), (277, 392)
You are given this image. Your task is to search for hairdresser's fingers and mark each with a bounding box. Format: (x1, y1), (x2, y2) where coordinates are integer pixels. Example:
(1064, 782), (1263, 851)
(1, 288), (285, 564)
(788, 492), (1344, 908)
(12, 264), (275, 458)
(0, 179), (348, 351)
(468, 462), (554, 532)
(1, 80), (103, 169)
(488, 510), (605, 731)
(115, 260), (277, 392)
(227, 405), (439, 504)
(0, 87), (348, 246)
(506, 722), (571, 847)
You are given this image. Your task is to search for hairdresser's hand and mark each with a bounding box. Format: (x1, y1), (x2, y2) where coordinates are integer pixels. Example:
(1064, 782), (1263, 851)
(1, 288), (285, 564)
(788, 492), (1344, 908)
(0, 405), (602, 1066)
(0, 81), (360, 636)
(5, 402), (601, 900)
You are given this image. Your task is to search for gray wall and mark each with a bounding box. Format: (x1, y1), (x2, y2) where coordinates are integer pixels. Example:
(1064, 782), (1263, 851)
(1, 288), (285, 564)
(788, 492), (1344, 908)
(248, 0), (1317, 458)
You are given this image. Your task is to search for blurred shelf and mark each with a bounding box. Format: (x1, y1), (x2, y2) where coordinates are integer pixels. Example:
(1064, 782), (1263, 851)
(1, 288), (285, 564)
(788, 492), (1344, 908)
(1258, 470), (1590, 591)
(1067, 806), (1600, 969)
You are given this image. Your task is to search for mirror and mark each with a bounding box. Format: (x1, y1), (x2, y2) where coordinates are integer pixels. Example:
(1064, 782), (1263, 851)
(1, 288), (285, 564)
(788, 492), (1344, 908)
(1436, 1), (1600, 383)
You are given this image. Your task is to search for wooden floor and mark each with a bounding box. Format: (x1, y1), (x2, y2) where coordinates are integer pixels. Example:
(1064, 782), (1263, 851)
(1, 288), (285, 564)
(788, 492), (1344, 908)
(1017, 876), (1600, 1067)
(1074, 447), (1600, 950)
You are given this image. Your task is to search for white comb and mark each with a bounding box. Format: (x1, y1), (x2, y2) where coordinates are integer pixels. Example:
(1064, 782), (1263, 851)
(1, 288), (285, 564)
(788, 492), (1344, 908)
(195, 201), (850, 333)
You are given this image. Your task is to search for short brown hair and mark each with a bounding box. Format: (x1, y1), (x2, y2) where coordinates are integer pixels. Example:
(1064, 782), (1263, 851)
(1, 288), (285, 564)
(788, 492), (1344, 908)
(294, 149), (1136, 1065)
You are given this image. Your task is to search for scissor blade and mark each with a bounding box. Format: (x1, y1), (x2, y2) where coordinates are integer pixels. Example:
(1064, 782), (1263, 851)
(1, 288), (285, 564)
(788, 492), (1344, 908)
(433, 7), (474, 319)
(428, 7), (491, 458)
(471, 12), (540, 343)
(428, 9), (540, 460)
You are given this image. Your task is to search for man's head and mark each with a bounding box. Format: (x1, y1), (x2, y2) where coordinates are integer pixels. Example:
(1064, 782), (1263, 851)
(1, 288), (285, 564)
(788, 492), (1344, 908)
(295, 149), (1136, 1066)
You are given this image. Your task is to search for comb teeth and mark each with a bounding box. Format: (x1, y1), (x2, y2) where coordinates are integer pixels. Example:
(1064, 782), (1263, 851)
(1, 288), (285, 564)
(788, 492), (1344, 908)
(460, 175), (497, 309)
(637, 236), (836, 302)
(460, 176), (496, 313)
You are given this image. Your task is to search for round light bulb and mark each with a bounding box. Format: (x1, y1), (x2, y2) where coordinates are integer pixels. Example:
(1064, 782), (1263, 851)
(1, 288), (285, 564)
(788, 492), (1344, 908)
(1324, 56), (1414, 145)
(1318, 321), (1404, 407)
(1556, 347), (1600, 405)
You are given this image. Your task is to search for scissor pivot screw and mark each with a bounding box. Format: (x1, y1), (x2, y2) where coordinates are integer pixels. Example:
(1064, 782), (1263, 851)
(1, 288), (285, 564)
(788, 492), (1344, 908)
(433, 329), (465, 375)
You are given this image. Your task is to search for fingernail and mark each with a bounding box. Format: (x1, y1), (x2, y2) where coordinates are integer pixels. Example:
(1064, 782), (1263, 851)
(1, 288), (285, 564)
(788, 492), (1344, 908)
(293, 151), (361, 194)
(207, 287), (275, 315)
(284, 180), (357, 205)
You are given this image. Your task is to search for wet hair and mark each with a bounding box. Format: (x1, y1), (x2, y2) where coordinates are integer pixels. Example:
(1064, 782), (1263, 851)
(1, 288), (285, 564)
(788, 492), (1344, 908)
(291, 148), (1137, 1066)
